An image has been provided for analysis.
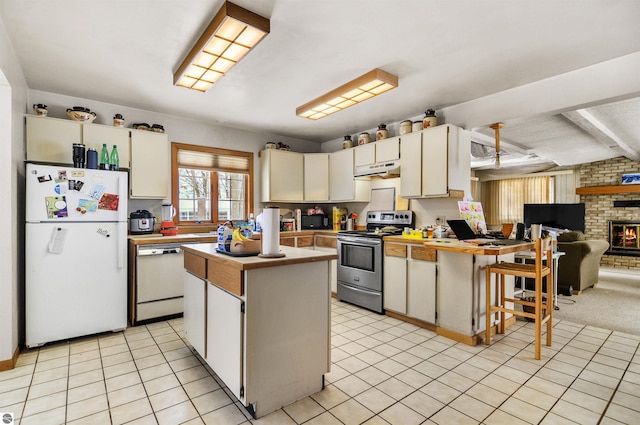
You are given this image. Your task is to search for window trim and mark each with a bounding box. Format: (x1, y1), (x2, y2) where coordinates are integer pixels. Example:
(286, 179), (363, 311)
(171, 142), (254, 227)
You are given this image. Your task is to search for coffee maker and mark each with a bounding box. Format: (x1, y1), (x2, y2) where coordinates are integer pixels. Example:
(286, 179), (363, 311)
(159, 203), (178, 236)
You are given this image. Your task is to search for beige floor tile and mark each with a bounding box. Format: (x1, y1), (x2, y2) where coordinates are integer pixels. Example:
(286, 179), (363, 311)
(356, 349), (387, 365)
(570, 378), (616, 401)
(199, 403), (248, 425)
(420, 379), (461, 404)
(371, 343), (402, 358)
(353, 387), (395, 414)
(539, 412), (582, 424)
(452, 362), (491, 383)
(395, 368), (431, 389)
(332, 374), (371, 397)
(175, 365), (211, 386)
(376, 377), (413, 400)
(430, 405), (478, 425)
(465, 382), (510, 408)
(324, 364), (350, 384)
(149, 386), (189, 412)
(191, 387), (234, 415)
(66, 409), (113, 425)
(68, 369), (104, 390)
(605, 403), (640, 424)
(163, 346), (193, 362)
(379, 401), (425, 425)
(34, 356), (68, 373)
(128, 337), (157, 350)
(31, 365), (68, 386)
(336, 355), (370, 374)
(283, 396), (327, 424)
(310, 384), (349, 410)
(401, 391), (445, 418)
(484, 408), (530, 425)
(436, 370), (475, 393)
(110, 397), (154, 425)
(100, 342), (129, 358)
(158, 339), (187, 353)
(23, 390), (67, 417)
(303, 411), (344, 425)
(131, 345), (163, 360)
(67, 380), (105, 404)
(106, 370), (142, 392)
(20, 405), (66, 425)
(449, 393), (494, 422)
(103, 360), (137, 379)
(560, 388), (609, 413)
(69, 349), (100, 365)
(512, 385), (559, 411)
(579, 369), (621, 389)
(0, 364), (35, 383)
(355, 366), (391, 387)
(611, 389), (640, 411)
(139, 363), (173, 382)
(183, 375), (220, 399)
(37, 344), (69, 362)
(168, 354), (202, 373)
(501, 396), (548, 424)
(108, 383), (148, 408)
(250, 409), (297, 425)
(329, 398), (374, 425)
(0, 386), (28, 408)
(550, 399), (602, 425)
(526, 376), (569, 398)
(143, 374), (181, 396)
(69, 358), (102, 376)
(374, 358), (408, 376)
(66, 393), (109, 422)
(27, 377), (67, 399)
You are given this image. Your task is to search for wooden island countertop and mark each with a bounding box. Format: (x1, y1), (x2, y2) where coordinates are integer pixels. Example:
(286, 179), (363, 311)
(423, 239), (534, 255)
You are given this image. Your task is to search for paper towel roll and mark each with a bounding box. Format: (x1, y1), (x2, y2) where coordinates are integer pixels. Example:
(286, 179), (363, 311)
(259, 206), (285, 257)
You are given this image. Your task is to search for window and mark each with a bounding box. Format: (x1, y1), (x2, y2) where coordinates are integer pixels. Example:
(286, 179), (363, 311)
(481, 176), (553, 225)
(171, 143), (253, 224)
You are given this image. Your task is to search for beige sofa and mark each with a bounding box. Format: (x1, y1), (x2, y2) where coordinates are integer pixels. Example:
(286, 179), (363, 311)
(556, 231), (609, 294)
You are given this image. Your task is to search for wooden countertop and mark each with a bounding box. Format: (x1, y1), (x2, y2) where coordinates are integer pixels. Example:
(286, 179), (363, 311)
(423, 239), (534, 255)
(182, 243), (338, 271)
(128, 233), (217, 245)
(383, 235), (432, 245)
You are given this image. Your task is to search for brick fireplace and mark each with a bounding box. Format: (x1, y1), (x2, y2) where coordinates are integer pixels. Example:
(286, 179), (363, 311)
(579, 157), (640, 270)
(608, 220), (640, 256)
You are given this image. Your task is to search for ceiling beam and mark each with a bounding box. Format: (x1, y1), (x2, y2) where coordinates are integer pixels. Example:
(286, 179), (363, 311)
(562, 109), (640, 161)
(470, 131), (529, 155)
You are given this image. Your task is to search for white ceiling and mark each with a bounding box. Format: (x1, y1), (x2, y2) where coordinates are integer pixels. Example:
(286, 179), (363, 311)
(2, 0), (640, 172)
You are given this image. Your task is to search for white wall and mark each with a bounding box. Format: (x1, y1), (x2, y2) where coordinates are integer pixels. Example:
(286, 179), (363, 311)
(0, 12), (28, 365)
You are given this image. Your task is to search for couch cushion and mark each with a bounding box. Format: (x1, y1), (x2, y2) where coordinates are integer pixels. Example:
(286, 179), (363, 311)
(558, 231), (586, 242)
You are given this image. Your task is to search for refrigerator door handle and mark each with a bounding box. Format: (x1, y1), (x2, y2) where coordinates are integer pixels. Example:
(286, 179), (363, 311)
(118, 173), (128, 223)
(118, 223), (126, 269)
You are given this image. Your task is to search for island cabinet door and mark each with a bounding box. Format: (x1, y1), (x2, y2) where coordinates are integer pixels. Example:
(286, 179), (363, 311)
(207, 283), (244, 401)
(407, 250), (437, 324)
(184, 271), (206, 357)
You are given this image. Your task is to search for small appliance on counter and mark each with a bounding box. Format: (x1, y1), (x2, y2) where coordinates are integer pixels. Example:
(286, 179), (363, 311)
(160, 203), (178, 236)
(301, 213), (329, 229)
(130, 210), (155, 235)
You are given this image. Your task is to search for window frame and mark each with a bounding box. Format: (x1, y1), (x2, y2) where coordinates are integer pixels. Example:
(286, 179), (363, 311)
(171, 142), (253, 227)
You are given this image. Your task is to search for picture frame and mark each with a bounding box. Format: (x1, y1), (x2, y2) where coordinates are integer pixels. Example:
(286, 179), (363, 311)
(621, 173), (640, 185)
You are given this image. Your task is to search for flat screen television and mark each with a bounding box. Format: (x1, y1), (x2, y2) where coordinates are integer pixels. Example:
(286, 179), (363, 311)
(523, 203), (586, 232)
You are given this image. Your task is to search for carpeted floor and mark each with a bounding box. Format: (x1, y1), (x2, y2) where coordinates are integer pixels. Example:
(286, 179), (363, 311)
(552, 267), (640, 336)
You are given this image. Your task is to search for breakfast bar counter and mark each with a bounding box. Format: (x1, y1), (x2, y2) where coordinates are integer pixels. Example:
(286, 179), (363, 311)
(182, 244), (336, 418)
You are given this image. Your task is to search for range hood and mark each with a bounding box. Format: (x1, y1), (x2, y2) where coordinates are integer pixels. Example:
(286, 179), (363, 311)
(354, 160), (401, 178)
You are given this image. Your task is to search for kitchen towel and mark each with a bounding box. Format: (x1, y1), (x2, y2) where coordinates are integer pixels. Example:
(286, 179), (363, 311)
(260, 206), (284, 257)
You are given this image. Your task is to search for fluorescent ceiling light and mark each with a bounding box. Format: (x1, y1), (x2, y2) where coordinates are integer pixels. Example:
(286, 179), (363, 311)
(174, 1), (270, 92)
(296, 68), (398, 120)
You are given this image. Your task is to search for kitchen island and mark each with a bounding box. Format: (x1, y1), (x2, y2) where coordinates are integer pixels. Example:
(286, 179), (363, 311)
(181, 243), (337, 419)
(423, 239), (534, 345)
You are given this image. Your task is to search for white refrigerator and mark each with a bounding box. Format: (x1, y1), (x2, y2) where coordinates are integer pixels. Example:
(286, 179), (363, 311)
(25, 163), (129, 347)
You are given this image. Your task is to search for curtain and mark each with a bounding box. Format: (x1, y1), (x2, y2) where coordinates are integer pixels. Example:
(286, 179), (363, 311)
(482, 176), (551, 225)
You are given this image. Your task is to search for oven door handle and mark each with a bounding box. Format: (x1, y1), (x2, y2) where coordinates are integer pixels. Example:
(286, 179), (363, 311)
(337, 236), (382, 246)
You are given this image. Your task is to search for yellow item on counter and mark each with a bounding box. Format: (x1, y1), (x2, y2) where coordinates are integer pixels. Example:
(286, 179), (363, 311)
(402, 230), (423, 239)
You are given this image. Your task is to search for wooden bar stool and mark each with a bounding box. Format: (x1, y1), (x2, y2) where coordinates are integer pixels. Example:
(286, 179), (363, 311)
(485, 237), (553, 359)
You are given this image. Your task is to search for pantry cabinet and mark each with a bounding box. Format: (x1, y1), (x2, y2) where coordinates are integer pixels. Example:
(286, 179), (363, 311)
(304, 153), (330, 202)
(383, 243), (408, 314)
(400, 124), (470, 198)
(329, 149), (370, 202)
(260, 150), (304, 202)
(129, 130), (169, 199)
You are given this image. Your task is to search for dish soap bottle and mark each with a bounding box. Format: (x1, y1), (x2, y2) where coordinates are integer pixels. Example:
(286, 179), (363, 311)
(99, 143), (110, 170)
(109, 144), (119, 171)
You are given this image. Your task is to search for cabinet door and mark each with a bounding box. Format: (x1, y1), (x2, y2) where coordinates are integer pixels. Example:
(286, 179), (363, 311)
(407, 253), (437, 323)
(421, 126), (449, 196)
(184, 271), (206, 357)
(354, 143), (375, 167)
(376, 137), (400, 162)
(130, 130), (169, 199)
(207, 283), (244, 400)
(261, 150), (303, 202)
(329, 149), (355, 201)
(315, 246), (337, 293)
(399, 132), (423, 197)
(383, 244), (407, 314)
(82, 124), (131, 169)
(304, 153), (329, 202)
(26, 116), (82, 164)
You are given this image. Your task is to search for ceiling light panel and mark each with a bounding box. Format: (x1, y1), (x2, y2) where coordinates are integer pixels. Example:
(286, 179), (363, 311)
(296, 69), (398, 120)
(174, 2), (270, 92)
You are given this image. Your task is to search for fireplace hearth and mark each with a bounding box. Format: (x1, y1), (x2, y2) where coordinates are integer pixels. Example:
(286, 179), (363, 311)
(608, 220), (640, 256)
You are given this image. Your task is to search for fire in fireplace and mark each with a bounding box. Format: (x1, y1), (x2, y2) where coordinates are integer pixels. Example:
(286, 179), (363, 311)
(608, 220), (640, 256)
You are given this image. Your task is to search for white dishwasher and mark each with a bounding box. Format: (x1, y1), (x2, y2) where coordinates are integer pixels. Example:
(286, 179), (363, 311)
(135, 243), (192, 324)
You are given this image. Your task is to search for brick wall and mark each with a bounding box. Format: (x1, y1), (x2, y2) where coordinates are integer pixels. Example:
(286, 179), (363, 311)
(579, 157), (640, 269)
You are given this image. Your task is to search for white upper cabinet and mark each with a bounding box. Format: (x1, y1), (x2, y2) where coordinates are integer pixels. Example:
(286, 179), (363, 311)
(400, 124), (470, 198)
(26, 116), (82, 164)
(82, 123), (131, 169)
(129, 130), (169, 199)
(354, 143), (376, 167)
(260, 150), (304, 202)
(304, 153), (330, 202)
(329, 149), (354, 202)
(375, 136), (400, 162)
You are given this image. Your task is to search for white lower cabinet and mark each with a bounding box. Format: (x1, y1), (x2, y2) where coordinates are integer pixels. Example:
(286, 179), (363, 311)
(407, 255), (437, 323)
(183, 271), (206, 357)
(207, 283), (244, 400)
(383, 243), (407, 314)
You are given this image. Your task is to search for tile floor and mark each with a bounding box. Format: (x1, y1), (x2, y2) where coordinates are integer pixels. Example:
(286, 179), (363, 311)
(1, 298), (640, 425)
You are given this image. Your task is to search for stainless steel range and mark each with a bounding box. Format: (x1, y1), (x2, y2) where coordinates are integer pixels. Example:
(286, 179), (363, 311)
(336, 210), (414, 313)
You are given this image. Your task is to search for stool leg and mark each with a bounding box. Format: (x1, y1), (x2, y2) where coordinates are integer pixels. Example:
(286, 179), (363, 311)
(546, 274), (553, 346)
(486, 266), (492, 345)
(499, 274), (505, 334)
(535, 273), (542, 360)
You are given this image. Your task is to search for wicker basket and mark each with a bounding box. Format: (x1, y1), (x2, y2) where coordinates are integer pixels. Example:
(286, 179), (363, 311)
(522, 296), (547, 321)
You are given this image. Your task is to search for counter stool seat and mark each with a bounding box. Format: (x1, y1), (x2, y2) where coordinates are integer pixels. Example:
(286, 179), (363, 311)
(485, 237), (553, 359)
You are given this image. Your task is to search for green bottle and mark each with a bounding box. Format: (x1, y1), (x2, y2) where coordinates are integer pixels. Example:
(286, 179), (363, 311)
(99, 143), (110, 170)
(109, 144), (119, 171)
